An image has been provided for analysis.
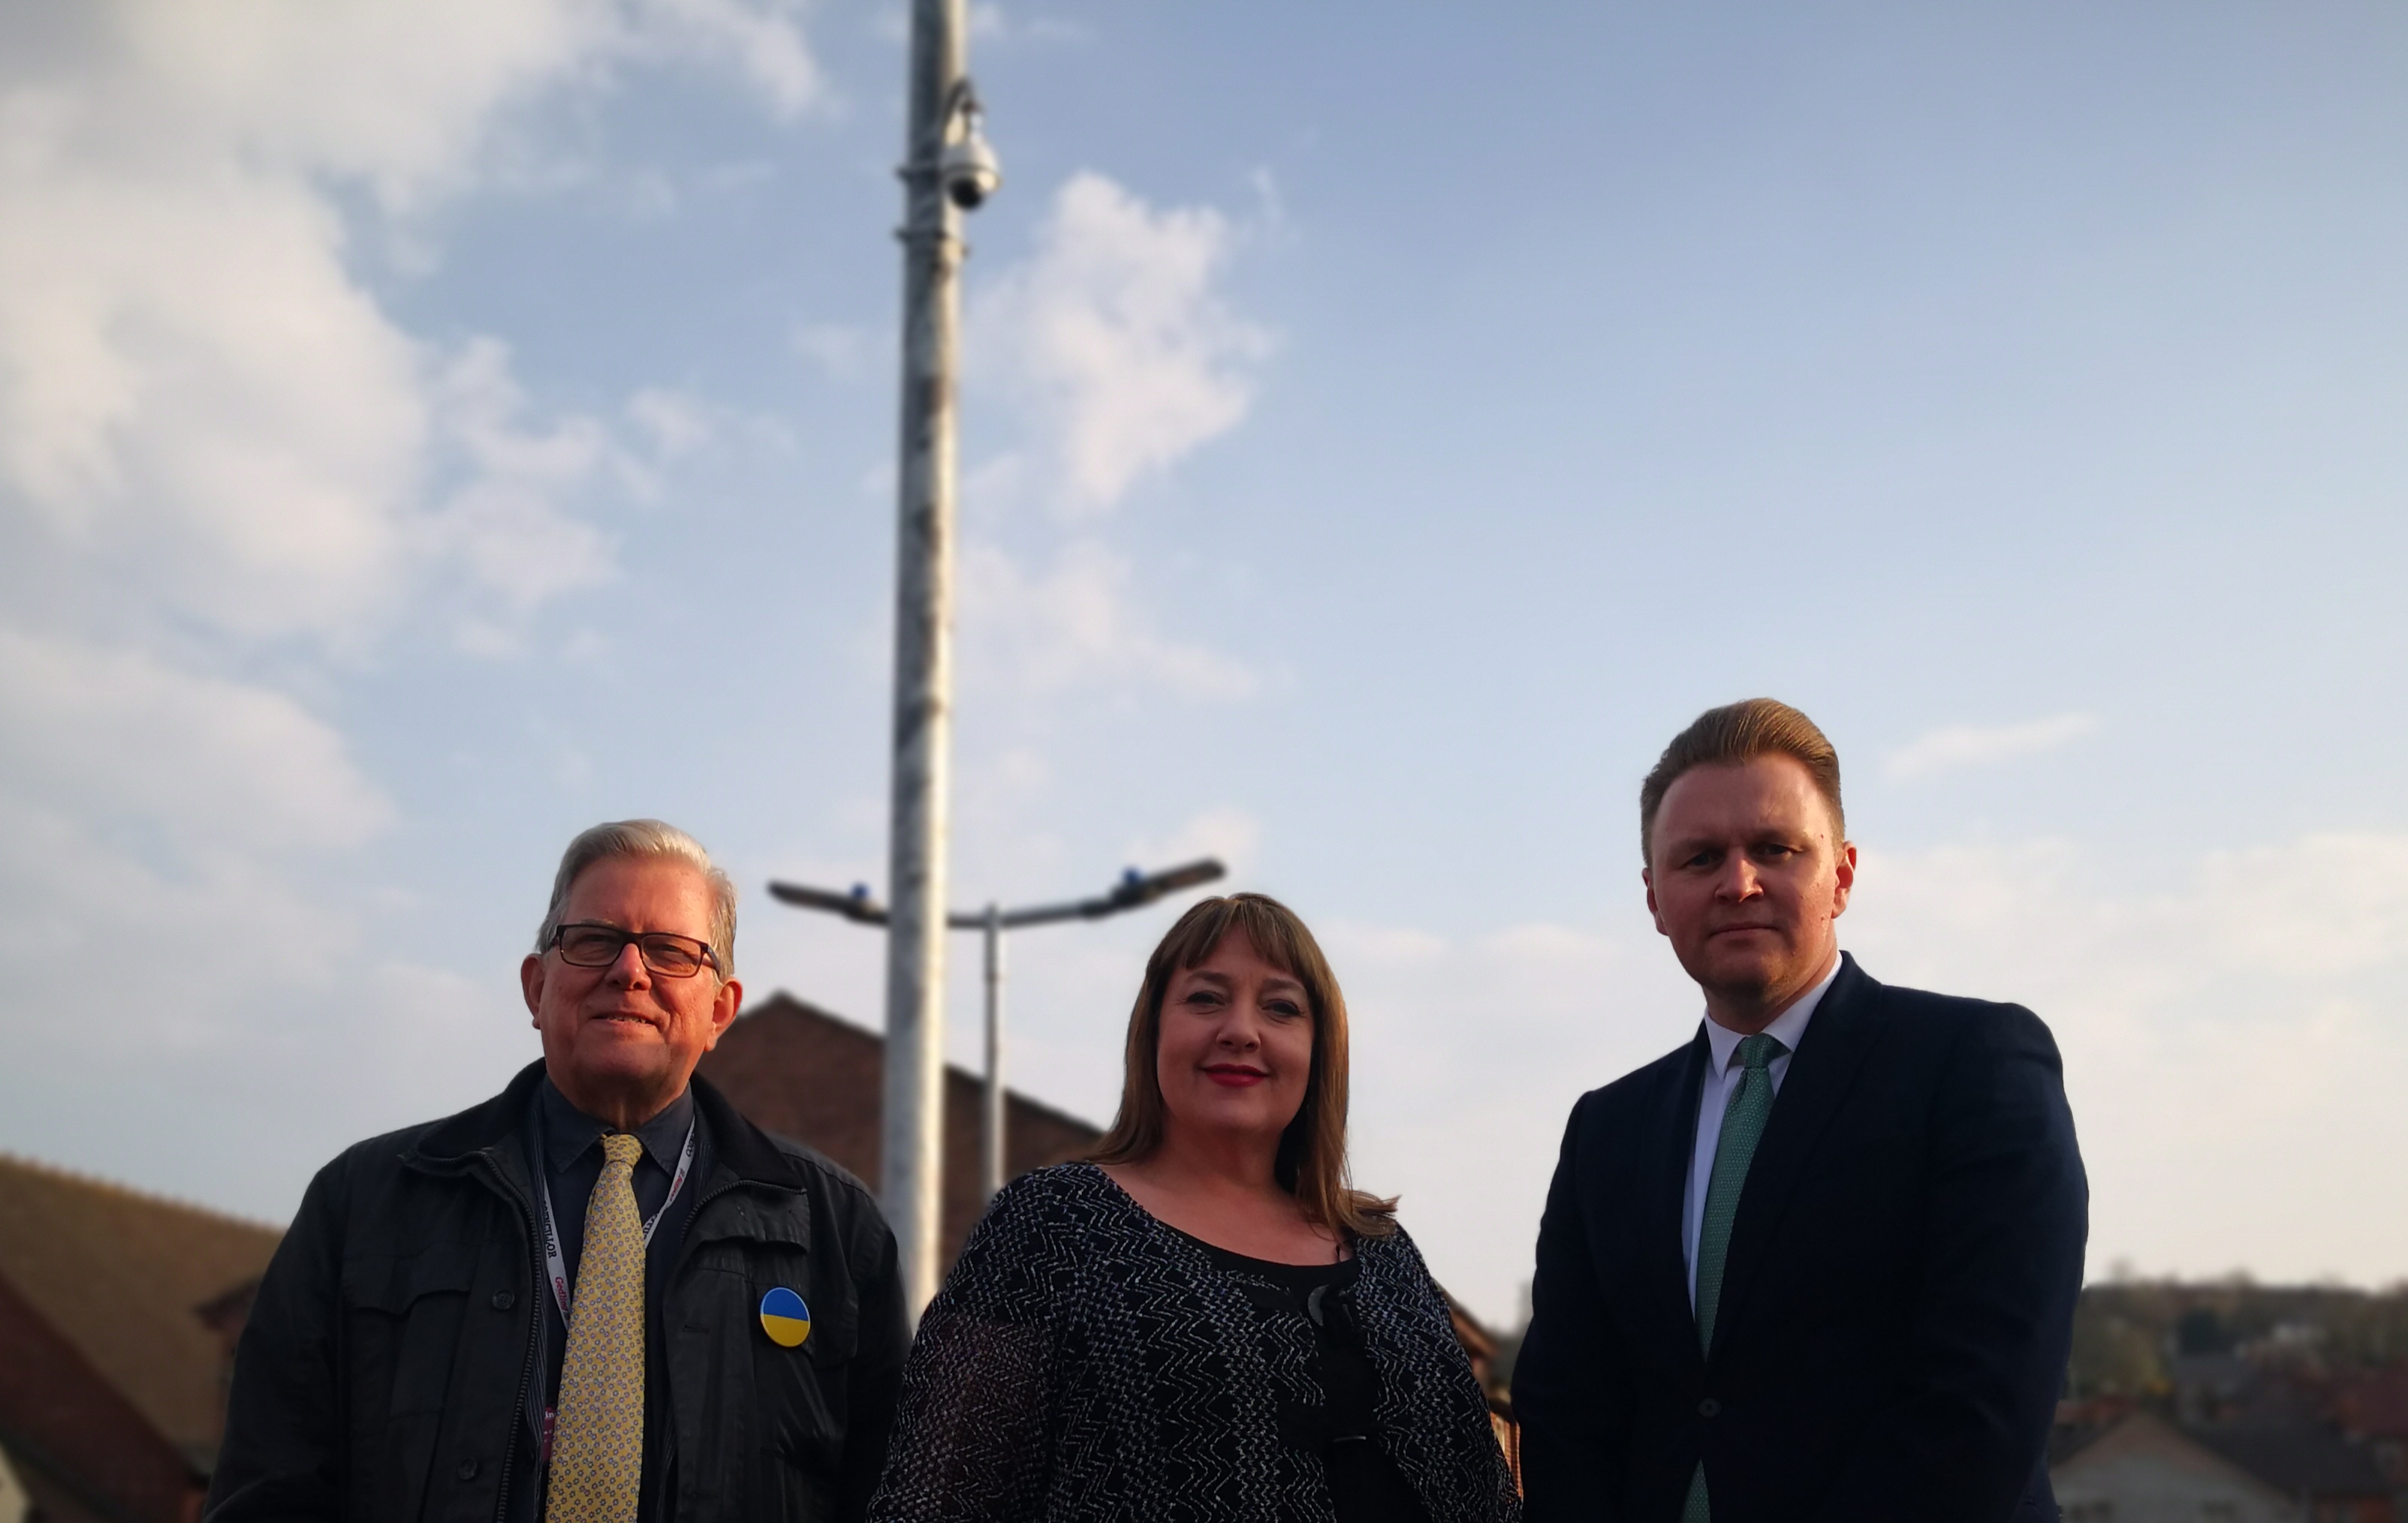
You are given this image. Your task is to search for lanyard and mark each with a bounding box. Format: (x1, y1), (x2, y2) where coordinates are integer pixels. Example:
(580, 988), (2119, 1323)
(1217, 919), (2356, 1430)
(536, 1118), (698, 1320)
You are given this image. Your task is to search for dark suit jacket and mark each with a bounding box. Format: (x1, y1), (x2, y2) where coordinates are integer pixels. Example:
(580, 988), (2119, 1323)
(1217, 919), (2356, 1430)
(1511, 955), (2086, 1523)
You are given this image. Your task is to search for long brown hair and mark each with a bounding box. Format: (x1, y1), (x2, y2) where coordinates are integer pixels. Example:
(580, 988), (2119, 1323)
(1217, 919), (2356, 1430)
(1091, 892), (1397, 1240)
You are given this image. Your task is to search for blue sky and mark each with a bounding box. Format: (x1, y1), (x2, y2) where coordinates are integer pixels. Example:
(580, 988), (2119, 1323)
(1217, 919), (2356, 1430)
(2, 0), (2403, 1323)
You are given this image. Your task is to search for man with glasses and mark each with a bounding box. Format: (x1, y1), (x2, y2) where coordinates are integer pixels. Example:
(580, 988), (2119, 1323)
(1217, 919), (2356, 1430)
(209, 820), (908, 1523)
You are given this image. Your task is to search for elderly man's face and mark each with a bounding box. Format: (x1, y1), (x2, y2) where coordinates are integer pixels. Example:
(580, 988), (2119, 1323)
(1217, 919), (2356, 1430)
(520, 856), (742, 1125)
(1644, 754), (1854, 1029)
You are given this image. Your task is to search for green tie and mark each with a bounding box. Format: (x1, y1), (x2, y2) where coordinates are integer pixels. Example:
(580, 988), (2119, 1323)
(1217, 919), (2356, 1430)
(548, 1133), (646, 1523)
(1683, 1032), (1786, 1523)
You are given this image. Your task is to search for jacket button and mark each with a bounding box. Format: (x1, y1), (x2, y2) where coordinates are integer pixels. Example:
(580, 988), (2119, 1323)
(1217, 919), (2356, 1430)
(491, 1291), (515, 1311)
(1698, 1398), (1721, 1418)
(457, 1458), (479, 1480)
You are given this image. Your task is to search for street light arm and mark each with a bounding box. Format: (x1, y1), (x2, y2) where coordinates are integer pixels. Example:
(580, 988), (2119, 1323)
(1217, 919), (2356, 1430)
(770, 857), (1225, 932)
(991, 898), (1096, 929)
(1105, 856), (1226, 910)
(997, 856), (1227, 928)
(767, 880), (891, 925)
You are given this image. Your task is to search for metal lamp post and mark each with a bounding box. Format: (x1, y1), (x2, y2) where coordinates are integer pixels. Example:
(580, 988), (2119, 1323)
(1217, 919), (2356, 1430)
(883, 0), (1000, 1318)
(770, 857), (1226, 1202)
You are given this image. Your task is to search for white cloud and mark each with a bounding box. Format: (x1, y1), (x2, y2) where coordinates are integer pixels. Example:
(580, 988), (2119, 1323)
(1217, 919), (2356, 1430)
(427, 338), (622, 620)
(1323, 915), (1688, 1323)
(940, 174), (1271, 709)
(0, 792), (365, 1052)
(791, 321), (873, 382)
(1846, 834), (2408, 1286)
(0, 627), (396, 1058)
(958, 537), (1255, 699)
(0, 628), (393, 853)
(108, 1), (604, 209)
(0, 103), (426, 639)
(963, 5), (1089, 46)
(2190, 833), (2408, 978)
(0, 0), (824, 646)
(625, 386), (714, 461)
(971, 171), (1273, 515)
(628, 0), (824, 122)
(1884, 712), (2099, 780)
(1125, 806), (1262, 877)
(103, 0), (822, 205)
(0, 0), (830, 1214)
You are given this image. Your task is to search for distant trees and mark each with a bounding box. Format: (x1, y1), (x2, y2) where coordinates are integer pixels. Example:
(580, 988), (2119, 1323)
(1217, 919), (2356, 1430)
(2067, 1278), (2408, 1401)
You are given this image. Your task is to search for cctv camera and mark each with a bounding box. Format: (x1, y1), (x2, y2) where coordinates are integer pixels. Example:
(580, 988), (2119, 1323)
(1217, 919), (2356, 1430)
(939, 135), (1002, 210)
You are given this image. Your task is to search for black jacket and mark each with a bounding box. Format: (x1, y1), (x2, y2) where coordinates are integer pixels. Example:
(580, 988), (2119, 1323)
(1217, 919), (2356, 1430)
(1511, 956), (2087, 1523)
(206, 1063), (907, 1523)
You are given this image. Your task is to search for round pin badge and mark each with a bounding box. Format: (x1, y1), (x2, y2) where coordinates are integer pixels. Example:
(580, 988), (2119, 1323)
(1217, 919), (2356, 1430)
(759, 1286), (811, 1348)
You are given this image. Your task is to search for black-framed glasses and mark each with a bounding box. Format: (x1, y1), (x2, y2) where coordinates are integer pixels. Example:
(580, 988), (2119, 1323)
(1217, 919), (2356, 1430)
(549, 923), (720, 979)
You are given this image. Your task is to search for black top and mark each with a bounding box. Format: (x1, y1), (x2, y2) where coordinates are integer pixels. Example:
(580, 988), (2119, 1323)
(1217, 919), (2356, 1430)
(1182, 1236), (1436, 1523)
(869, 1162), (1518, 1522)
(524, 1077), (708, 1523)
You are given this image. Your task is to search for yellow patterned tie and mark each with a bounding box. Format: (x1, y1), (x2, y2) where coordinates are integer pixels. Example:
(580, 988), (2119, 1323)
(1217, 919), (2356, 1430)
(548, 1133), (645, 1523)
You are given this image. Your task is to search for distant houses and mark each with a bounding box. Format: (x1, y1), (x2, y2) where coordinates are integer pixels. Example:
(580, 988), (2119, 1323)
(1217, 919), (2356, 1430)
(0, 1150), (280, 1521)
(2054, 1283), (2408, 1522)
(2052, 1410), (2300, 1523)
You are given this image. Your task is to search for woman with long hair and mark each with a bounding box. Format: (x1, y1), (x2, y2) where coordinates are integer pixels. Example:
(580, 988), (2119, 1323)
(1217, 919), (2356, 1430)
(870, 892), (1520, 1522)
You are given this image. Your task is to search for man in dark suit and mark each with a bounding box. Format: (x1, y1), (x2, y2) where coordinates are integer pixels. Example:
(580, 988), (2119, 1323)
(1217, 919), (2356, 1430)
(1513, 700), (2087, 1522)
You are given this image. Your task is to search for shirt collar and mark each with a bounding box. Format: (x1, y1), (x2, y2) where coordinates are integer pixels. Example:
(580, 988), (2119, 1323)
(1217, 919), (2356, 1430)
(1701, 951), (1844, 1073)
(536, 1074), (695, 1175)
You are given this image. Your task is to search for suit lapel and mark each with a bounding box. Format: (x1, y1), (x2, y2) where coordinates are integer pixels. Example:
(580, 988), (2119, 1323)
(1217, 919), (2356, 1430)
(1707, 954), (1885, 1365)
(1639, 1028), (1711, 1383)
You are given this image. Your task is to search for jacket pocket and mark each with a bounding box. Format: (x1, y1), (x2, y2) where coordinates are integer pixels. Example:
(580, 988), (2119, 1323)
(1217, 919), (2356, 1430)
(745, 1245), (856, 1464)
(674, 1238), (860, 1510)
(342, 1243), (481, 1411)
(340, 1242), (482, 1520)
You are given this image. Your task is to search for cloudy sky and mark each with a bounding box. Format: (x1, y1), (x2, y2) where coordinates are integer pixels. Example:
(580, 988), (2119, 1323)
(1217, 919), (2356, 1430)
(3, 0), (2403, 1324)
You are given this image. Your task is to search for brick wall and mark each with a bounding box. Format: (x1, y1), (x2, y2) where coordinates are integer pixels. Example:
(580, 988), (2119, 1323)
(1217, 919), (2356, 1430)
(698, 992), (1105, 1269)
(0, 1271), (202, 1523)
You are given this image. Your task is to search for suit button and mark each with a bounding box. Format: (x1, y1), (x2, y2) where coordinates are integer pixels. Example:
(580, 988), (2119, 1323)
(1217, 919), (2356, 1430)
(457, 1458), (479, 1480)
(1698, 1398), (1722, 1418)
(491, 1291), (515, 1311)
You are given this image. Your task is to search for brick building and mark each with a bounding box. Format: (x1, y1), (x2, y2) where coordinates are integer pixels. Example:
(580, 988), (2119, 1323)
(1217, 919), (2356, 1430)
(0, 1154), (280, 1522)
(697, 992), (1108, 1268)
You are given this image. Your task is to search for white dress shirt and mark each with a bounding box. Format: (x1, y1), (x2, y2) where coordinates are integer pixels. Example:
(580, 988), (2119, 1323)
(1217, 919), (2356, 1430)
(1682, 953), (1844, 1310)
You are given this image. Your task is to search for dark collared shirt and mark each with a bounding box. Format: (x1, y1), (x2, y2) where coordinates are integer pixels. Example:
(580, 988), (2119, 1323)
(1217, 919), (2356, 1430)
(523, 1076), (708, 1521)
(534, 1076), (698, 1293)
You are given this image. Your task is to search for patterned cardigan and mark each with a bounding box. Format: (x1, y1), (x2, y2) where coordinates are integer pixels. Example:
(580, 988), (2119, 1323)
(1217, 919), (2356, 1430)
(869, 1162), (1521, 1523)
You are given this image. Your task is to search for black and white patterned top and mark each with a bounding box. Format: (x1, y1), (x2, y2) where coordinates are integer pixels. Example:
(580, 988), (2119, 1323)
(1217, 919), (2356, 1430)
(868, 1162), (1522, 1523)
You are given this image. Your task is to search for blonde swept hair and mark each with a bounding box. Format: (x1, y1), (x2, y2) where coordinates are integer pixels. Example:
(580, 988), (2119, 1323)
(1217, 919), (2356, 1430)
(1638, 697), (1845, 867)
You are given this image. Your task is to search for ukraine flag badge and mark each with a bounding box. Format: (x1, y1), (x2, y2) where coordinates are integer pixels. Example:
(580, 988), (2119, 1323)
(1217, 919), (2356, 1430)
(759, 1286), (812, 1348)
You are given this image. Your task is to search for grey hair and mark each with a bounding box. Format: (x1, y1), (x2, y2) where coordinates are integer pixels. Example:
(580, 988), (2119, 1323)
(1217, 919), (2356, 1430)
(535, 820), (738, 980)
